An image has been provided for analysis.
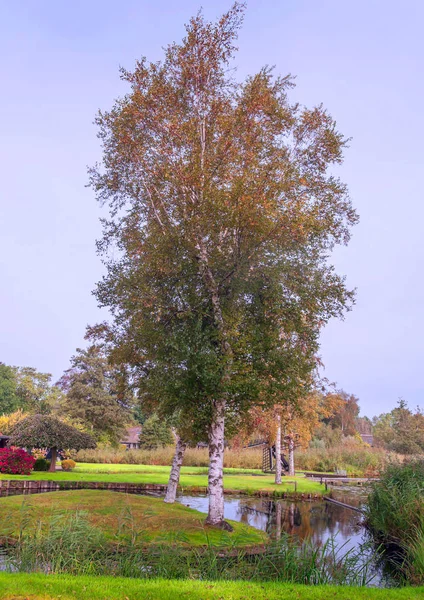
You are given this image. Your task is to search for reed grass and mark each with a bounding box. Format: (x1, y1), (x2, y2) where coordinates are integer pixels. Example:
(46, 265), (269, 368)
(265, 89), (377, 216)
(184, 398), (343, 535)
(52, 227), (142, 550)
(74, 444), (391, 476)
(366, 460), (424, 584)
(4, 508), (380, 586)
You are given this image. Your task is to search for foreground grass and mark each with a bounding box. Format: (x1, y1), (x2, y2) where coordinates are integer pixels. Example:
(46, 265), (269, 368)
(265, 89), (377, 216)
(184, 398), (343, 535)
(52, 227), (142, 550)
(0, 490), (265, 547)
(0, 463), (324, 495)
(0, 574), (422, 600)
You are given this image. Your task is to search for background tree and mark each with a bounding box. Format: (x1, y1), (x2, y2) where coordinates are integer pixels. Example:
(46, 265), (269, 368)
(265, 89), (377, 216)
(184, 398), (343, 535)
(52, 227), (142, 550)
(323, 390), (360, 436)
(0, 363), (20, 414)
(138, 413), (173, 450)
(8, 414), (96, 471)
(355, 415), (373, 435)
(0, 409), (26, 435)
(281, 392), (343, 475)
(14, 367), (62, 414)
(58, 345), (131, 444)
(90, 3), (357, 525)
(373, 399), (424, 454)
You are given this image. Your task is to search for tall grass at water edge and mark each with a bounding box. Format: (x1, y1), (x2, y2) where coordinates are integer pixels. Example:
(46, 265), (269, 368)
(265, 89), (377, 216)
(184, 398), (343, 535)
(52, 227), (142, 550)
(74, 444), (391, 476)
(3, 508), (380, 586)
(366, 460), (424, 584)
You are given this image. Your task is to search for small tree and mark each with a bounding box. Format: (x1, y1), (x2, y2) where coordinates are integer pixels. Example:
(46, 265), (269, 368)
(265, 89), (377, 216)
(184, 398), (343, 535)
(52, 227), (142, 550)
(8, 414), (96, 471)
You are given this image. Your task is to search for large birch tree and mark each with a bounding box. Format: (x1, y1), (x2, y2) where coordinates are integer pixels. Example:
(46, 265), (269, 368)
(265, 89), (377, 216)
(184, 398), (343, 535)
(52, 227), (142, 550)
(90, 3), (357, 526)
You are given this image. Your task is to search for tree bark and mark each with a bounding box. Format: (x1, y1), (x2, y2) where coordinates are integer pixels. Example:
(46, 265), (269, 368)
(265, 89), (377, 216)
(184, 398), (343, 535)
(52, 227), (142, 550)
(49, 447), (57, 472)
(205, 398), (232, 529)
(275, 411), (282, 485)
(164, 436), (187, 504)
(288, 436), (295, 476)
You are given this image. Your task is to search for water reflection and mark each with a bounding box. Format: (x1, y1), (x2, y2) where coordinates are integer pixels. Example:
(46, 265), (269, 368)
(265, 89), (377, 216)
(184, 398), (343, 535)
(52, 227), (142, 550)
(177, 494), (365, 551)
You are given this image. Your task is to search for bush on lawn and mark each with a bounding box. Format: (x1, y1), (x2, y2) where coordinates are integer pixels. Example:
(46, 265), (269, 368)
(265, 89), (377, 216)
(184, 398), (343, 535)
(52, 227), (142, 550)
(0, 447), (35, 475)
(33, 457), (50, 472)
(61, 459), (76, 471)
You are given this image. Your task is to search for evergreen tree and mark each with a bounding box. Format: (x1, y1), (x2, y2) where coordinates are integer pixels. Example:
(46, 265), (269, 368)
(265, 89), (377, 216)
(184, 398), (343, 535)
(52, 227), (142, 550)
(138, 413), (173, 450)
(58, 345), (131, 444)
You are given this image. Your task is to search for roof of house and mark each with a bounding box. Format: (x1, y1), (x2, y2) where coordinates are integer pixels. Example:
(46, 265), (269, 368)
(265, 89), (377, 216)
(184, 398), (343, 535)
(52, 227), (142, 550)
(120, 426), (142, 445)
(360, 434), (374, 445)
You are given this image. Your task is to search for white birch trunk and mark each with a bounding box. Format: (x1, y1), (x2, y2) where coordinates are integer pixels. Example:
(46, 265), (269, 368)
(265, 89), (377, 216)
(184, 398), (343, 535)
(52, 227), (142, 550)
(206, 399), (231, 528)
(164, 436), (187, 504)
(275, 412), (282, 484)
(288, 436), (295, 476)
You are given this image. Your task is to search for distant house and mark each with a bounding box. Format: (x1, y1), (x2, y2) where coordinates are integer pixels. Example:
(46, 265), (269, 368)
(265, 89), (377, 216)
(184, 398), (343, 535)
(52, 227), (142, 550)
(360, 434), (374, 446)
(120, 426), (142, 450)
(0, 435), (10, 449)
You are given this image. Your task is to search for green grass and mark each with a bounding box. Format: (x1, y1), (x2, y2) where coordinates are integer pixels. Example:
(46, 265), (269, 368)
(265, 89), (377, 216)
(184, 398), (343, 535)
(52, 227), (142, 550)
(0, 463), (324, 495)
(0, 490), (265, 547)
(0, 574), (423, 599)
(75, 463), (264, 475)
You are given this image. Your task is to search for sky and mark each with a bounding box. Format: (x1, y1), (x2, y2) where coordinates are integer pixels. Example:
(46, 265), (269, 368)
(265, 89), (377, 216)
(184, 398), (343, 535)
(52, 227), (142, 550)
(0, 0), (423, 418)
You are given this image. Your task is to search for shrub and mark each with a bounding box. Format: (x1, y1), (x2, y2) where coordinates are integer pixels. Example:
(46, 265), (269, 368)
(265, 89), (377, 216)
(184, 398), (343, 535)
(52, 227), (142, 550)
(33, 457), (50, 472)
(31, 448), (48, 460)
(0, 447), (35, 475)
(61, 459), (76, 471)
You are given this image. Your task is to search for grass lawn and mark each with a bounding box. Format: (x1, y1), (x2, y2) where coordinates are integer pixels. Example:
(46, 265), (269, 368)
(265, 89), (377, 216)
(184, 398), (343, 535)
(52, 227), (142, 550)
(0, 463), (324, 495)
(0, 490), (266, 547)
(75, 463), (265, 475)
(0, 574), (422, 599)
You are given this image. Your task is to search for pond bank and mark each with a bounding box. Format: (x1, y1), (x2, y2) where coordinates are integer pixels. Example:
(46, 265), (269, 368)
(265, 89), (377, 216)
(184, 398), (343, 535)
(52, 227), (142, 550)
(0, 478), (323, 500)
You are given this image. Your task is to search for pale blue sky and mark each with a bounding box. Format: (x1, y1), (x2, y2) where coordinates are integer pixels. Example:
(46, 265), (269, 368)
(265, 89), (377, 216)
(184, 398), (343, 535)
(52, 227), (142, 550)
(0, 1), (423, 417)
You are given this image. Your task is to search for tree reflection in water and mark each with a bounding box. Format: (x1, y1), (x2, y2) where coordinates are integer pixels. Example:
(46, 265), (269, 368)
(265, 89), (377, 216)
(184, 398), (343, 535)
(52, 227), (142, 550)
(178, 494), (365, 551)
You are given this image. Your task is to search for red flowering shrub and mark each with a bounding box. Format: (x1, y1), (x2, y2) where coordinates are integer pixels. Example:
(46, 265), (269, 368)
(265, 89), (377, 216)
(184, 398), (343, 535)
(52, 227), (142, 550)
(0, 447), (35, 475)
